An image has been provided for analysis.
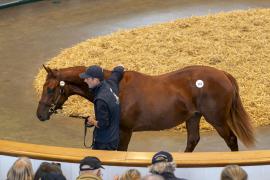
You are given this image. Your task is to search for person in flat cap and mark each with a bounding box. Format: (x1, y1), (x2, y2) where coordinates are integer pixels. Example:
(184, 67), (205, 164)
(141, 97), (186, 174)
(76, 156), (104, 180)
(79, 65), (124, 150)
(149, 151), (187, 180)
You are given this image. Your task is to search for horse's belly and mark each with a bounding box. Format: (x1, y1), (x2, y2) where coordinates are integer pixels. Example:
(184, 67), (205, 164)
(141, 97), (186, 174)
(123, 85), (192, 131)
(133, 113), (186, 131)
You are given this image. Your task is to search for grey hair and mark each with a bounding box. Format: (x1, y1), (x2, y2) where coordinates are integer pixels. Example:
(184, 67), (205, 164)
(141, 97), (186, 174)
(149, 161), (176, 175)
(7, 157), (34, 180)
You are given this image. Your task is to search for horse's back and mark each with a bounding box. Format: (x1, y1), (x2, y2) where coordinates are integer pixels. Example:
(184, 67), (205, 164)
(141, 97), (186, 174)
(166, 65), (233, 91)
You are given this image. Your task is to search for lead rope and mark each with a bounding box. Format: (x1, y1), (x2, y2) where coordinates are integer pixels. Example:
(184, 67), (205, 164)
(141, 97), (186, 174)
(84, 117), (95, 148)
(69, 115), (94, 148)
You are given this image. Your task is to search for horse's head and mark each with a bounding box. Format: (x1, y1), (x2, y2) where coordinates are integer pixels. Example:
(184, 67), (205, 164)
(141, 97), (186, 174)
(36, 65), (69, 121)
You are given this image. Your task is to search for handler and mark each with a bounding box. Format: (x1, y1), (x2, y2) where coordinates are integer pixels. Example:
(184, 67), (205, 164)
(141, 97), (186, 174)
(79, 64), (124, 150)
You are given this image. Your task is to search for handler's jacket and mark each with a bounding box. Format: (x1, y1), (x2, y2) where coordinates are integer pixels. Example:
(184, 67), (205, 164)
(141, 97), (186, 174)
(91, 66), (124, 144)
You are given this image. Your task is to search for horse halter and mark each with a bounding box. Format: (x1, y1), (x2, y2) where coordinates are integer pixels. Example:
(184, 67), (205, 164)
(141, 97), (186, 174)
(48, 80), (66, 113)
(38, 80), (66, 114)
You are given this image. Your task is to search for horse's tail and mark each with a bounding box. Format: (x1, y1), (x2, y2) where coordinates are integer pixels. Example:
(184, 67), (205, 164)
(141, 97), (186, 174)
(225, 72), (255, 147)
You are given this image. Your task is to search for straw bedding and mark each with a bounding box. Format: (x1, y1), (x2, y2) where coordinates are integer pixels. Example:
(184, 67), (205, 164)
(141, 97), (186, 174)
(34, 9), (270, 132)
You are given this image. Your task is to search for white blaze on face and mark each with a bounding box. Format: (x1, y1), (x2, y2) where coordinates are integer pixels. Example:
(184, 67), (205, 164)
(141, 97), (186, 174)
(196, 80), (204, 88)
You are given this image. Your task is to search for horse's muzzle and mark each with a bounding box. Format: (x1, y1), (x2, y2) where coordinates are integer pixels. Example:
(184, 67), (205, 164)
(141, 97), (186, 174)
(37, 112), (50, 121)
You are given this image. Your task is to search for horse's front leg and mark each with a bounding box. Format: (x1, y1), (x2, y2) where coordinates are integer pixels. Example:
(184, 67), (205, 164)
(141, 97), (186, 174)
(117, 128), (132, 151)
(184, 113), (202, 152)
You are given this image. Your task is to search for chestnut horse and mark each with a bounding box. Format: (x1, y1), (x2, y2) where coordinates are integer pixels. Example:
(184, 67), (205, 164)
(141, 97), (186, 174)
(37, 65), (255, 152)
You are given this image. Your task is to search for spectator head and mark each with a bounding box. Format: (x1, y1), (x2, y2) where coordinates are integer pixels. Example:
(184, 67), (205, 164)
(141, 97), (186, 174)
(79, 156), (104, 177)
(119, 169), (141, 180)
(149, 151), (176, 175)
(34, 162), (63, 180)
(152, 151), (173, 164)
(142, 174), (164, 180)
(7, 157), (34, 180)
(221, 165), (248, 180)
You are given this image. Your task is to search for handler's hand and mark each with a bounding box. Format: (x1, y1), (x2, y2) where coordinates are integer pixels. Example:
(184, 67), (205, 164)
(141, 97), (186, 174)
(87, 117), (99, 128)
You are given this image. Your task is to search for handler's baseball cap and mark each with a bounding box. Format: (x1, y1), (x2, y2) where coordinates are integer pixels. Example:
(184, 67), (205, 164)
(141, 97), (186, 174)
(79, 156), (104, 171)
(79, 65), (104, 81)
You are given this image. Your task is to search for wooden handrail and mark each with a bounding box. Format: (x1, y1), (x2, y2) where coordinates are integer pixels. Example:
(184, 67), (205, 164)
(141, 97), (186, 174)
(0, 140), (270, 167)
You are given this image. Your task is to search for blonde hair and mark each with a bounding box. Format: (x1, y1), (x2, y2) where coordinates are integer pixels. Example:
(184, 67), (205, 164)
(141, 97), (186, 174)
(120, 169), (141, 180)
(7, 157), (34, 180)
(221, 165), (248, 180)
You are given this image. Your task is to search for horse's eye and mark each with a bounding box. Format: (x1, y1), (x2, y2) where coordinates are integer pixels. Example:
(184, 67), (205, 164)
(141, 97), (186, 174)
(47, 88), (55, 94)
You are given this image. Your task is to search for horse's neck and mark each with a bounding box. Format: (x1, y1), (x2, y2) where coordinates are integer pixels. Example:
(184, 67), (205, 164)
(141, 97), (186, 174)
(58, 66), (112, 80)
(68, 83), (93, 101)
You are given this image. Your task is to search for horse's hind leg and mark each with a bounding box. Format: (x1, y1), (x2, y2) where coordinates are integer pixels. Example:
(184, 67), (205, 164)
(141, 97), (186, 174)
(215, 124), (238, 151)
(185, 113), (202, 152)
(204, 113), (238, 151)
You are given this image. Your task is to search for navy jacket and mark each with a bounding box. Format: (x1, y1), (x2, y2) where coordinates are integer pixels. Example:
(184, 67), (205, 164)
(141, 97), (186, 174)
(91, 66), (124, 144)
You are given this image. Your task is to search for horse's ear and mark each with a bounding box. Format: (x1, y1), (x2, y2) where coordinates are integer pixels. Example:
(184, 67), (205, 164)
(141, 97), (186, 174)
(43, 65), (59, 78)
(43, 64), (53, 74)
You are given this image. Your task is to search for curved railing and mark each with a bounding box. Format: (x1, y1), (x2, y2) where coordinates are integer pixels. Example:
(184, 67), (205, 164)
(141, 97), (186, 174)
(1, 139), (270, 167)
